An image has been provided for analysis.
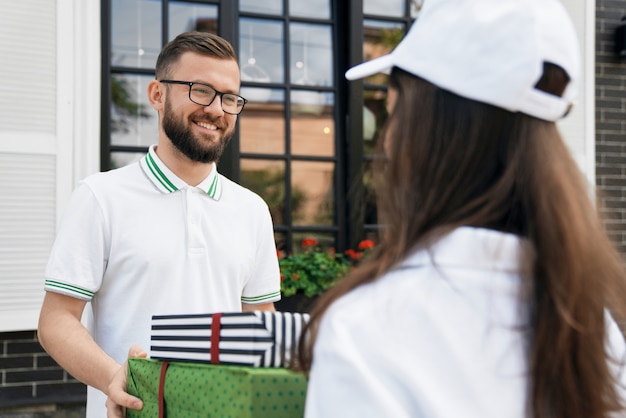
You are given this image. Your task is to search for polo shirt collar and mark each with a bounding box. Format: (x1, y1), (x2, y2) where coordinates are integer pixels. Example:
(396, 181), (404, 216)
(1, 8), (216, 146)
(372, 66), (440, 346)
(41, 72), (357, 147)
(140, 145), (222, 200)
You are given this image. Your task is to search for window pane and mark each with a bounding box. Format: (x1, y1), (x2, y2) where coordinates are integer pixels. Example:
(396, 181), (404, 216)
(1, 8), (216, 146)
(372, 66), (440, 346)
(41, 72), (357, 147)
(112, 0), (161, 69)
(240, 18), (284, 83)
(110, 152), (144, 170)
(169, 2), (218, 38)
(289, 0), (330, 19)
(290, 23), (333, 87)
(240, 0), (282, 15)
(363, 88), (387, 154)
(110, 74), (157, 148)
(275, 232), (287, 254)
(240, 159), (286, 225)
(291, 160), (334, 226)
(363, 159), (378, 225)
(240, 88), (285, 154)
(363, 20), (405, 85)
(411, 1), (425, 18)
(364, 0), (404, 17)
(291, 91), (334, 157)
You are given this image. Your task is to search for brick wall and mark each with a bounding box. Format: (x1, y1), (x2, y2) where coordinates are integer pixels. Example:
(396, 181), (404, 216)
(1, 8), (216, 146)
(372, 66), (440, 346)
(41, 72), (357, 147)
(0, 331), (85, 409)
(596, 1), (626, 255)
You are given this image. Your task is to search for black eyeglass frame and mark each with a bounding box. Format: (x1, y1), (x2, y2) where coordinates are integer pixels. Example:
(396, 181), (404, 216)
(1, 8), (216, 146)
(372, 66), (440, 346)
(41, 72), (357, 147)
(159, 79), (248, 115)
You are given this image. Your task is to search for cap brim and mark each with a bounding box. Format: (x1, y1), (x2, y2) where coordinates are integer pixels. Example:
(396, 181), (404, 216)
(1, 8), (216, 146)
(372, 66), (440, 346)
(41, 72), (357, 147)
(345, 54), (394, 80)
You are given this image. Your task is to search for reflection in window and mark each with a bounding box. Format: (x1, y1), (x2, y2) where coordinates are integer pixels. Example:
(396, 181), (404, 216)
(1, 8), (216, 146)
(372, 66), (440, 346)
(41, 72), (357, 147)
(275, 231), (287, 253)
(240, 0), (282, 15)
(362, 20), (405, 85)
(362, 159), (378, 226)
(410, 0), (425, 17)
(291, 91), (334, 157)
(112, 0), (161, 69)
(364, 0), (404, 17)
(240, 87), (285, 154)
(289, 0), (330, 19)
(290, 23), (333, 87)
(291, 160), (335, 226)
(240, 18), (284, 84)
(110, 152), (144, 170)
(240, 159), (287, 225)
(110, 74), (156, 148)
(169, 2), (218, 38)
(363, 89), (387, 153)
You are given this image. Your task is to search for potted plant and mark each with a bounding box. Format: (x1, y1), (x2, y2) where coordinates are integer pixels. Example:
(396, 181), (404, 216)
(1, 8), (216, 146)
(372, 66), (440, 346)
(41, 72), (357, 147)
(275, 238), (375, 312)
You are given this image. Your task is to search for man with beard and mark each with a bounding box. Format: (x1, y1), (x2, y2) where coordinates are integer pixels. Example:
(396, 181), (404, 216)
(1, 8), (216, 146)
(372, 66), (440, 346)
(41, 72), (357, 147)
(37, 32), (280, 418)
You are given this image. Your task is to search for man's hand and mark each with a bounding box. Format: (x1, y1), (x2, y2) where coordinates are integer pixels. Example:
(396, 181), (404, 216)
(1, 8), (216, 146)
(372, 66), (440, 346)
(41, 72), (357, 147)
(106, 345), (147, 418)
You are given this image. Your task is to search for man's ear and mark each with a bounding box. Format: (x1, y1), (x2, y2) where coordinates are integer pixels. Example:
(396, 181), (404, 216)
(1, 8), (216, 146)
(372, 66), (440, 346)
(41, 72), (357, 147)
(147, 79), (165, 111)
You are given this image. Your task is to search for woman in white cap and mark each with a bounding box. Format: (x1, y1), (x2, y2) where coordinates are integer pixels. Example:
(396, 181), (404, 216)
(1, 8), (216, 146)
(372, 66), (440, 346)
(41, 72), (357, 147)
(299, 0), (626, 417)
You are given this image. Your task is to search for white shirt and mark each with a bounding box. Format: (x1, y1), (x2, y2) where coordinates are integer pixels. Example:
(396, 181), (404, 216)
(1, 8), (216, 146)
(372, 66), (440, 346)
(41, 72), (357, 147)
(305, 227), (626, 418)
(44, 146), (280, 417)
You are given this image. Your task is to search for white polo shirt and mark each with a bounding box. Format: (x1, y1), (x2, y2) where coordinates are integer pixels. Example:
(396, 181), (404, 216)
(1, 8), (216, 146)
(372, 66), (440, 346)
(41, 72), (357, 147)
(45, 145), (280, 417)
(305, 227), (626, 418)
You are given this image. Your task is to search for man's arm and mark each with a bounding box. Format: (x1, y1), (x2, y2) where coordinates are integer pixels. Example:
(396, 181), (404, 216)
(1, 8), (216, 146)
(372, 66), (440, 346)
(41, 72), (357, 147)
(38, 292), (144, 416)
(242, 302), (275, 312)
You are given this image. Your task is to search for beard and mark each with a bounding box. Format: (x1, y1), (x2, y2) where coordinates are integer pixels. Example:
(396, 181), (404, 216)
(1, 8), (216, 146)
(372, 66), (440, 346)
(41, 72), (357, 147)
(162, 99), (234, 163)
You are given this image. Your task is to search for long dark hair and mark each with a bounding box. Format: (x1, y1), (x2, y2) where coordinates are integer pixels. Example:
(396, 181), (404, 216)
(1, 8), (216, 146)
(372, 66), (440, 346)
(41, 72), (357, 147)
(299, 66), (626, 418)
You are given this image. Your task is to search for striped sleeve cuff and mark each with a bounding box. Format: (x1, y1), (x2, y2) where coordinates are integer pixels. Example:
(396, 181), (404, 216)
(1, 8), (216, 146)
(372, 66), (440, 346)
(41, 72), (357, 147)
(241, 290), (281, 304)
(44, 279), (95, 301)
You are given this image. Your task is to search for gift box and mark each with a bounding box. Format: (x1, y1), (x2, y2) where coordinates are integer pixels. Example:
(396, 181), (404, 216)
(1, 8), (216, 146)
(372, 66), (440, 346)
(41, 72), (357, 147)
(126, 358), (307, 418)
(150, 311), (309, 368)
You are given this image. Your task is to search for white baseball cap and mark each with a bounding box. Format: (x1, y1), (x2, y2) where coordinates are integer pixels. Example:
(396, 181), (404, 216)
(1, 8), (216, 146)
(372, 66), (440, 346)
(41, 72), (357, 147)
(346, 0), (580, 122)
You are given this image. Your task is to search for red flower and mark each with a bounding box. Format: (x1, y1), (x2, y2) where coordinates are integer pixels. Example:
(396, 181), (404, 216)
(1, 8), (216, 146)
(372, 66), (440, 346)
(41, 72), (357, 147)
(280, 274), (284, 282)
(301, 238), (318, 248)
(345, 249), (362, 260)
(292, 273), (300, 280)
(358, 240), (375, 250)
(276, 249), (282, 259)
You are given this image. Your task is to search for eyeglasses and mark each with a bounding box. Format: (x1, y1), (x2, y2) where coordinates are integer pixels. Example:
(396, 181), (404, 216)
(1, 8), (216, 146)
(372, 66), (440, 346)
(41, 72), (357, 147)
(159, 80), (248, 115)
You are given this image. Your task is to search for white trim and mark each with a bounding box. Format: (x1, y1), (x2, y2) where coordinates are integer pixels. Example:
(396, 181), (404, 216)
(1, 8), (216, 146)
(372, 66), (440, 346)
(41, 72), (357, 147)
(583, 0), (596, 189)
(56, 0), (101, 222)
(72, 0), (102, 185)
(558, 0), (595, 192)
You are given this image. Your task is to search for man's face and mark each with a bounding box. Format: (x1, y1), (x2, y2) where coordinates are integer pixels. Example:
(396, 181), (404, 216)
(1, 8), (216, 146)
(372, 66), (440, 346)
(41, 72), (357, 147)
(161, 52), (241, 163)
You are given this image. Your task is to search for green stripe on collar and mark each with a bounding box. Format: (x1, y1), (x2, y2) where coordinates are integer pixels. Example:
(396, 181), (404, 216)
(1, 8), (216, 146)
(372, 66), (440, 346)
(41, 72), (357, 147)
(145, 153), (178, 193)
(207, 174), (218, 198)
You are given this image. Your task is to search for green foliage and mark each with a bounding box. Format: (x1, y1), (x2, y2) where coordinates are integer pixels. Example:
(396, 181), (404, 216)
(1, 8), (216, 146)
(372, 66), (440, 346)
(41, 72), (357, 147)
(111, 76), (152, 134)
(279, 245), (351, 298)
(278, 238), (375, 298)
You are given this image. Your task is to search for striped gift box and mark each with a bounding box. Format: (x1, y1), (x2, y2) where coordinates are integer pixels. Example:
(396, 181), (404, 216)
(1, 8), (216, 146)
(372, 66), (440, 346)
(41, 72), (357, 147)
(150, 311), (310, 368)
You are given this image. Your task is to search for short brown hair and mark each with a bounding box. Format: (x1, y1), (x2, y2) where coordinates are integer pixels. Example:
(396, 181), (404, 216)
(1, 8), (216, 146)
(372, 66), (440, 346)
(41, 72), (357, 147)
(155, 31), (238, 79)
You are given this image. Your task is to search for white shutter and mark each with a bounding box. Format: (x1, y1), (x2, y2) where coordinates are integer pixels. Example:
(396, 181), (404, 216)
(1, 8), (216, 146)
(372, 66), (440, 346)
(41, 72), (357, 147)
(0, 1), (57, 331)
(0, 0), (101, 331)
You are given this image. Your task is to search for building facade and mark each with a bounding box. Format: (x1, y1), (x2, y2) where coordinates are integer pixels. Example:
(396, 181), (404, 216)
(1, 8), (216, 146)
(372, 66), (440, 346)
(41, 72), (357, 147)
(0, 0), (621, 411)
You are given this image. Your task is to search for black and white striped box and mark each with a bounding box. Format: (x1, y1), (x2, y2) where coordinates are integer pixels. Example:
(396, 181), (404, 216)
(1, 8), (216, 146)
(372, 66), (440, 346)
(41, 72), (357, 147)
(150, 311), (310, 368)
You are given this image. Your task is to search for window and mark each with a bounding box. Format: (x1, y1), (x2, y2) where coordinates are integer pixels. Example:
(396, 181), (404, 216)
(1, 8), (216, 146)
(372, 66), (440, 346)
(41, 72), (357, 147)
(101, 0), (415, 254)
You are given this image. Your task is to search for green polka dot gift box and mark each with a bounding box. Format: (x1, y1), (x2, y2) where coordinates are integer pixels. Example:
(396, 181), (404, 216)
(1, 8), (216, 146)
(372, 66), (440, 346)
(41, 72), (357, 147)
(126, 358), (308, 418)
